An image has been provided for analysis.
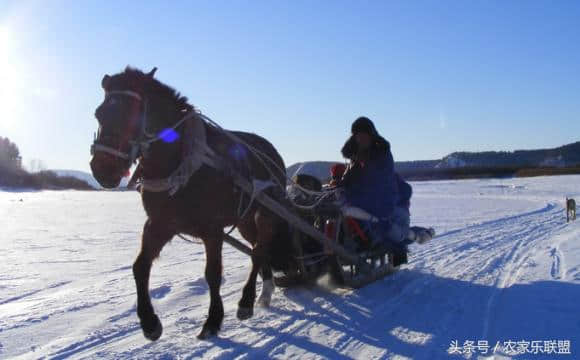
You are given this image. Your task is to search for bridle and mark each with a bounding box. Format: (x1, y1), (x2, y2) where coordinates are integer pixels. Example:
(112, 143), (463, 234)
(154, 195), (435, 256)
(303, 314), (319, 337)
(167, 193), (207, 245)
(89, 82), (326, 204)
(91, 90), (147, 164)
(91, 89), (188, 165)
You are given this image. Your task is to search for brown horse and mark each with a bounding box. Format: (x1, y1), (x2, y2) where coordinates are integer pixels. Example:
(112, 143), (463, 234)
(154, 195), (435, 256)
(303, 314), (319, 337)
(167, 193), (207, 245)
(90, 67), (292, 340)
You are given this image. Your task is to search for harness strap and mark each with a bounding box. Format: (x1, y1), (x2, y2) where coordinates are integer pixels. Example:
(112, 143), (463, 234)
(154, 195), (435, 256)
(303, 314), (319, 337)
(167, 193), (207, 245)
(91, 143), (131, 160)
(139, 115), (212, 194)
(224, 179), (275, 235)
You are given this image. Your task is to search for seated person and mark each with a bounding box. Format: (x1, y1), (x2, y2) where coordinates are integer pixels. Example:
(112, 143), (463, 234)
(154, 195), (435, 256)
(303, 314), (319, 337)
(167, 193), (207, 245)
(339, 117), (403, 244)
(329, 163), (347, 187)
(388, 172), (412, 244)
(337, 124), (433, 255)
(287, 173), (322, 206)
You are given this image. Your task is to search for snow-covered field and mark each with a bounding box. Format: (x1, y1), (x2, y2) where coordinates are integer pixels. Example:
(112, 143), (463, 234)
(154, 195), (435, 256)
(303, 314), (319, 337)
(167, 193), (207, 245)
(1, 176), (580, 359)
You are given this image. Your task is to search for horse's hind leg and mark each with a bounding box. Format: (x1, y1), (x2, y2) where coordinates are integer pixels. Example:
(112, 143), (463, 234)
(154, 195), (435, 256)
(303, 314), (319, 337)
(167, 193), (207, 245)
(133, 220), (173, 341)
(198, 230), (224, 340)
(237, 220), (276, 309)
(238, 209), (275, 320)
(257, 264), (275, 307)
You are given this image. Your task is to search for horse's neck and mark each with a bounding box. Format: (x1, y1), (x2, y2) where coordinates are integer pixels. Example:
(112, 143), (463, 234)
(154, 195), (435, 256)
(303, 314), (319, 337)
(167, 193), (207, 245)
(204, 123), (226, 151)
(140, 142), (182, 180)
(140, 109), (186, 180)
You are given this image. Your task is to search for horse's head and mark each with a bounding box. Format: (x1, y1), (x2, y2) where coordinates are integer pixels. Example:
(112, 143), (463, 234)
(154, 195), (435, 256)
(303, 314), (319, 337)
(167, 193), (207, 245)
(90, 66), (190, 188)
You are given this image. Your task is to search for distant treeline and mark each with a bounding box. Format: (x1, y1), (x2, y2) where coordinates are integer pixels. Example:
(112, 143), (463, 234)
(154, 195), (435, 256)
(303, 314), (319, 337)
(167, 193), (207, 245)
(440, 141), (580, 168)
(0, 136), (94, 190)
(399, 166), (580, 181)
(0, 164), (95, 190)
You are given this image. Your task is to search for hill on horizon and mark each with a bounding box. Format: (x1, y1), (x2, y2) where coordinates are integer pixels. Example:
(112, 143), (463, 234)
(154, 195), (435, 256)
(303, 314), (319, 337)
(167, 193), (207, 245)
(287, 140), (580, 181)
(43, 140), (580, 187)
(53, 170), (101, 189)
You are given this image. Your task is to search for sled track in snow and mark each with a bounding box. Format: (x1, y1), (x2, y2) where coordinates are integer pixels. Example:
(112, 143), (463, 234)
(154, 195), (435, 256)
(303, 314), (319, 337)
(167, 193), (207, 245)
(408, 202), (567, 349)
(313, 201), (568, 359)
(550, 247), (565, 280)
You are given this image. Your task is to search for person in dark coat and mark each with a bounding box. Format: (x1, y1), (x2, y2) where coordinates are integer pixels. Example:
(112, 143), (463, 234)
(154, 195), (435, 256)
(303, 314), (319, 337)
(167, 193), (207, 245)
(339, 117), (411, 265)
(340, 116), (397, 220)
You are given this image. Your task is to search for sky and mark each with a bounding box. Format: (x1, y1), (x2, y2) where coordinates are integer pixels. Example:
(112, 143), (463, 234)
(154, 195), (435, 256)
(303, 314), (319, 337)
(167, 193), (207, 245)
(0, 1), (579, 172)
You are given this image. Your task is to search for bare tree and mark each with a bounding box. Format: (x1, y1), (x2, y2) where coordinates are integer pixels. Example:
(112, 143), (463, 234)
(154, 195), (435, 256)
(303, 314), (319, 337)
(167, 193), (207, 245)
(28, 159), (47, 173)
(0, 136), (22, 169)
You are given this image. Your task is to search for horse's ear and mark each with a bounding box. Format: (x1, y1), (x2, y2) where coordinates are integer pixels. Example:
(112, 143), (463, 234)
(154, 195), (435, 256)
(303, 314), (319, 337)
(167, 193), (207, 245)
(101, 75), (111, 89)
(147, 67), (158, 78)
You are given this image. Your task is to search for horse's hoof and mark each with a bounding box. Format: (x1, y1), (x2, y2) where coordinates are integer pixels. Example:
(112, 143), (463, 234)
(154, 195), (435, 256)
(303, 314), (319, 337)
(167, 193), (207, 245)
(237, 306), (254, 320)
(142, 314), (163, 341)
(257, 296), (271, 308)
(197, 326), (219, 340)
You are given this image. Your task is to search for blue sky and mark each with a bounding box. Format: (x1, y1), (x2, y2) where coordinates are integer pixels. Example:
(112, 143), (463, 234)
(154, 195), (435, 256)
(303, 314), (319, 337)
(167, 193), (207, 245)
(1, 1), (579, 172)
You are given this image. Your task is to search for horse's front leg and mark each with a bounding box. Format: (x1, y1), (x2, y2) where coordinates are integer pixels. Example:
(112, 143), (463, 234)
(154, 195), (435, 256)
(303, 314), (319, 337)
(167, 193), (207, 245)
(133, 220), (173, 341)
(198, 230), (224, 339)
(237, 210), (274, 320)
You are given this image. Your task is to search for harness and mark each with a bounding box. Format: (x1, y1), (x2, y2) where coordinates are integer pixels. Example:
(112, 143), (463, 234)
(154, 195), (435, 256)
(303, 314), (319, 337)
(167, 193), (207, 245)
(91, 89), (335, 213)
(91, 89), (211, 194)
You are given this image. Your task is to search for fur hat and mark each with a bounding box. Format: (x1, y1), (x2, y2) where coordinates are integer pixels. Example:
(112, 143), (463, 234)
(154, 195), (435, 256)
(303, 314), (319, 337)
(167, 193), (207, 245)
(351, 117), (378, 136)
(342, 116), (390, 160)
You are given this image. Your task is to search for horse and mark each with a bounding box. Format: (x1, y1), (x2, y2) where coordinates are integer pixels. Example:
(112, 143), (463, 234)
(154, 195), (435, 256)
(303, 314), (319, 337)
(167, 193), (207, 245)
(90, 66), (293, 340)
(567, 197), (576, 222)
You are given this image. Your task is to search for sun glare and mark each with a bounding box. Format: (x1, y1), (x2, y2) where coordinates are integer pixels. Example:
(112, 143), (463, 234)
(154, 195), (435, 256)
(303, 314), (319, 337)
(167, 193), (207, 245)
(0, 25), (19, 131)
(0, 25), (13, 76)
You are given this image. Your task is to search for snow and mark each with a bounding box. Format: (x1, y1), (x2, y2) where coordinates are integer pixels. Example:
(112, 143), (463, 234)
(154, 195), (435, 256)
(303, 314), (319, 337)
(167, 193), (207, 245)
(1, 176), (580, 359)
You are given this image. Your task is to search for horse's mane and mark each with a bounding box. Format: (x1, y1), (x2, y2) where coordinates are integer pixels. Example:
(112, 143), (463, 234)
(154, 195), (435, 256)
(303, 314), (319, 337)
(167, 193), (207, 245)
(106, 66), (194, 113)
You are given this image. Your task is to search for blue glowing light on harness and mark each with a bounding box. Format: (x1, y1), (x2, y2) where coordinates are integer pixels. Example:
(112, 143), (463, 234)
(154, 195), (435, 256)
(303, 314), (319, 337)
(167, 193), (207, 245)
(229, 143), (248, 161)
(159, 128), (180, 143)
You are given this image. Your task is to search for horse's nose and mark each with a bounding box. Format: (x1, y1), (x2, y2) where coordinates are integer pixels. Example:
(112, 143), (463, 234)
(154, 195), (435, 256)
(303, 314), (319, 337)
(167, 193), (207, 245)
(90, 156), (121, 188)
(95, 104), (106, 123)
(90, 156), (104, 174)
